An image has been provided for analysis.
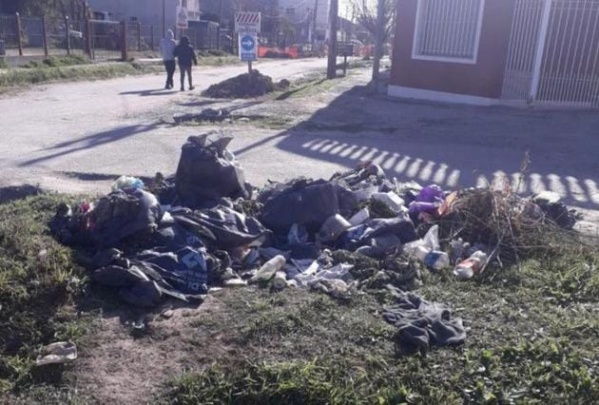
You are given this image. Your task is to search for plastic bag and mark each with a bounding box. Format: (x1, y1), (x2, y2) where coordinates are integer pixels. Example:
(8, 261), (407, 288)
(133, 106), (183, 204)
(175, 134), (248, 208)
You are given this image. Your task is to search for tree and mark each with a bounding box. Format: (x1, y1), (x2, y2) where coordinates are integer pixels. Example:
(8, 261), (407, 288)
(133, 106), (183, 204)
(1, 0), (87, 18)
(351, 0), (396, 44)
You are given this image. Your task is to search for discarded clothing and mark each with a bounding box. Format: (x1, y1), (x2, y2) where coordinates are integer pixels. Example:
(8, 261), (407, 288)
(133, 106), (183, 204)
(91, 245), (216, 307)
(171, 205), (270, 249)
(338, 214), (418, 257)
(50, 188), (162, 248)
(382, 291), (466, 353)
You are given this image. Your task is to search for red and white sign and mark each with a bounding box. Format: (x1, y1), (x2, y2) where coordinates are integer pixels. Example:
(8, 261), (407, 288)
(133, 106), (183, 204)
(235, 12), (261, 33)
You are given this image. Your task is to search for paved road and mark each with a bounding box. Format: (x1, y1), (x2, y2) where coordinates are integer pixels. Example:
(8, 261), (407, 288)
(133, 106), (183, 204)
(0, 58), (328, 192)
(1, 58), (598, 233)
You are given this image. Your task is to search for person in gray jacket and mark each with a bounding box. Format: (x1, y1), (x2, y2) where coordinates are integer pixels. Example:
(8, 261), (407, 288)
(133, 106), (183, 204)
(160, 30), (177, 89)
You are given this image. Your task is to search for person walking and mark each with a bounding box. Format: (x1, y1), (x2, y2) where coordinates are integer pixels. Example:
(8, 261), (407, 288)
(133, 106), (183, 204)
(173, 36), (198, 91)
(160, 30), (177, 89)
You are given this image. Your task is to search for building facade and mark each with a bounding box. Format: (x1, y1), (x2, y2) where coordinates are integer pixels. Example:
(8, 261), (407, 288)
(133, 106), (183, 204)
(389, 0), (599, 108)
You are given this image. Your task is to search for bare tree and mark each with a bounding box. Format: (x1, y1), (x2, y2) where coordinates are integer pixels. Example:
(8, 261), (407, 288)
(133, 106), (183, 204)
(351, 0), (396, 44)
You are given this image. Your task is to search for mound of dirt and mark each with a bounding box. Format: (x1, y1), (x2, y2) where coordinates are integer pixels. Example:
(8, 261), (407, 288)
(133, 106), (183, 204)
(203, 70), (289, 99)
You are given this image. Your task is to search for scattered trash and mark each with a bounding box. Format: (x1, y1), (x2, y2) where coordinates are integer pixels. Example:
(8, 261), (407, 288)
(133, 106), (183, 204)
(112, 175), (144, 191)
(47, 134), (584, 355)
(249, 255), (286, 284)
(454, 250), (488, 279)
(36, 341), (77, 366)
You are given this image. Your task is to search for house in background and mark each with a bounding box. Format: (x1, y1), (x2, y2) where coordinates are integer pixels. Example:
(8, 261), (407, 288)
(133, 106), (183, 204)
(389, 0), (599, 108)
(87, 0), (201, 33)
(278, 0), (330, 42)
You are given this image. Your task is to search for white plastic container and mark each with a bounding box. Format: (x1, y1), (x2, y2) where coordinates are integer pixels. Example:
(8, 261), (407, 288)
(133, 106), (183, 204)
(348, 207), (370, 226)
(271, 271), (288, 290)
(372, 192), (406, 214)
(250, 255), (286, 284)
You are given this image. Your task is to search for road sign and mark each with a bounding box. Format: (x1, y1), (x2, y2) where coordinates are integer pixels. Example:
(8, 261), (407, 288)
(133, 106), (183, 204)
(176, 6), (188, 29)
(337, 42), (354, 57)
(239, 33), (257, 61)
(235, 12), (261, 33)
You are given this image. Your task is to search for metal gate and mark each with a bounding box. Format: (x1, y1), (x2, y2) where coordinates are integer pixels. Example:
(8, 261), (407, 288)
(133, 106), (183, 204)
(502, 0), (599, 107)
(90, 20), (122, 60)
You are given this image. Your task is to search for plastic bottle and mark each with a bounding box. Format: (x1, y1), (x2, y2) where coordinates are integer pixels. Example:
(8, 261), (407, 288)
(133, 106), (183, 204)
(408, 245), (450, 270)
(453, 251), (488, 279)
(271, 271), (288, 290)
(403, 225), (449, 270)
(249, 255), (286, 284)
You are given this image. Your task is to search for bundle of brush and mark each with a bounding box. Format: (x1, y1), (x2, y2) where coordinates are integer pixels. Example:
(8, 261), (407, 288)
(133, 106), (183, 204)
(438, 184), (582, 266)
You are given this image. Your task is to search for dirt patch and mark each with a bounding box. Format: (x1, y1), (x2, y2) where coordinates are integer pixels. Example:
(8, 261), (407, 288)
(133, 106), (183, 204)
(75, 294), (236, 405)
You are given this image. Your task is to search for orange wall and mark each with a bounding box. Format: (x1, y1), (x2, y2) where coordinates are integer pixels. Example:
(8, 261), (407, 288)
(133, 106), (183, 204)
(390, 0), (515, 99)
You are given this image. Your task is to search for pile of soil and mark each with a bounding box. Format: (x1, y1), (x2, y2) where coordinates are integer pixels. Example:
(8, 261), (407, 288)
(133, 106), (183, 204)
(203, 70), (290, 99)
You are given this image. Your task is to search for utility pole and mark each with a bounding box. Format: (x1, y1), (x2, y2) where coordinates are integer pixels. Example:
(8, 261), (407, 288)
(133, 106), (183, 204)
(162, 0), (166, 37)
(327, 0), (338, 79)
(217, 0), (224, 49)
(372, 0), (386, 83)
(312, 0), (318, 45)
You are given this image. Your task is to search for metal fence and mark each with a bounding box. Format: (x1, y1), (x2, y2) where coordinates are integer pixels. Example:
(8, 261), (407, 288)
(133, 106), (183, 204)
(0, 13), (183, 61)
(502, 0), (599, 107)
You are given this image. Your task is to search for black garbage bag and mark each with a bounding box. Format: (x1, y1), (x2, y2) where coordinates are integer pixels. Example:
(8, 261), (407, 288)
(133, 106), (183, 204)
(175, 134), (248, 208)
(259, 178), (340, 234)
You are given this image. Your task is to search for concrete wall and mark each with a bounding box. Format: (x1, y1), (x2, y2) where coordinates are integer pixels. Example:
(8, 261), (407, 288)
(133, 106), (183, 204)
(390, 0), (515, 99)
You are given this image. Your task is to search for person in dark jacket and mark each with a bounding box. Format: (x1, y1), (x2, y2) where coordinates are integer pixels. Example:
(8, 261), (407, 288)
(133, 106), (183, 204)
(173, 36), (198, 91)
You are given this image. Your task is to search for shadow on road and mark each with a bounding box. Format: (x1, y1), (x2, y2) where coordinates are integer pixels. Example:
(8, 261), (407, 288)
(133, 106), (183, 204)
(19, 123), (160, 167)
(119, 89), (178, 97)
(237, 85), (599, 210)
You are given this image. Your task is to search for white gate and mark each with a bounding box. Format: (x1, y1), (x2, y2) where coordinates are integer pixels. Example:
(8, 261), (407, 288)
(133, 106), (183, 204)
(502, 0), (599, 107)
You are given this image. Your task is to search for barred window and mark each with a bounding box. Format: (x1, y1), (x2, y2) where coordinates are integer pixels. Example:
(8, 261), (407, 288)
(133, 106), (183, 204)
(413, 0), (486, 63)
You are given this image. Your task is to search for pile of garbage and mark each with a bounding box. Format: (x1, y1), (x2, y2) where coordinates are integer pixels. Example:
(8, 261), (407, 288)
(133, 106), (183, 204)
(203, 70), (290, 99)
(49, 133), (581, 352)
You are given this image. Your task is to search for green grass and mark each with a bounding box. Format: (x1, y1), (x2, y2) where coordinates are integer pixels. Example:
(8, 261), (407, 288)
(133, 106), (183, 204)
(21, 55), (90, 69)
(0, 55), (240, 92)
(0, 193), (90, 399)
(161, 247), (599, 404)
(0, 61), (161, 91)
(197, 55), (240, 67)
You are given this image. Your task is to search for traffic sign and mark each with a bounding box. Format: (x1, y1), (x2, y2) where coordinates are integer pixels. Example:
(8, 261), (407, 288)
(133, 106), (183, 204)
(239, 33), (257, 61)
(176, 6), (188, 29)
(235, 12), (261, 33)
